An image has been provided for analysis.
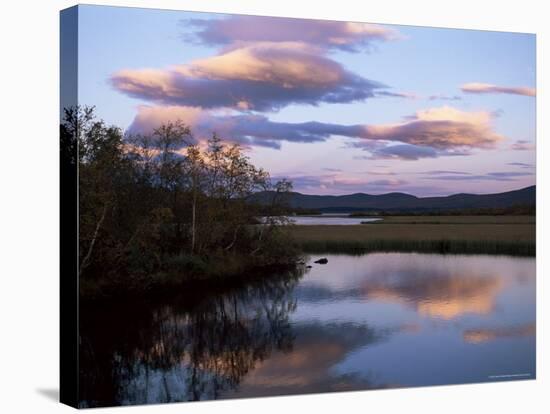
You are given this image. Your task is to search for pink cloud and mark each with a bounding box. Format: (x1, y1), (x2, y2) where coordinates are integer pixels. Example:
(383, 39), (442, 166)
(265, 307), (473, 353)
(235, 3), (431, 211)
(127, 105), (331, 149)
(358, 106), (504, 149)
(111, 42), (383, 111)
(461, 82), (536, 97)
(127, 105), (505, 159)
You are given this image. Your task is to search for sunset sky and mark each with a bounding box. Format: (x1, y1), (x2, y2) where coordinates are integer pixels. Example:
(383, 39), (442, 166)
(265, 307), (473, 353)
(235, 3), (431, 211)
(76, 5), (536, 196)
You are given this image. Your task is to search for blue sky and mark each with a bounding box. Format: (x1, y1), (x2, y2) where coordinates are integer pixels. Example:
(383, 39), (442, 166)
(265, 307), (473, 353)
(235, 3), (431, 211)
(75, 5), (536, 196)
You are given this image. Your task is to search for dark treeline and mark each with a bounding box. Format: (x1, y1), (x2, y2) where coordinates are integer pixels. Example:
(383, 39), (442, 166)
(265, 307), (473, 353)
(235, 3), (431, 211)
(62, 106), (300, 297)
(348, 204), (536, 217)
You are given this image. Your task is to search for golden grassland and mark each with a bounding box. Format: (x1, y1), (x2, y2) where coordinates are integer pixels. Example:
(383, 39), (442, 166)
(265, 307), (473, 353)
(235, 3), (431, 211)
(288, 216), (535, 256)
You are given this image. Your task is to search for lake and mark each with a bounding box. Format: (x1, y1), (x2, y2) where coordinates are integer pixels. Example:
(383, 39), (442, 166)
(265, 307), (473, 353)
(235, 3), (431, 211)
(79, 253), (536, 407)
(264, 215), (381, 225)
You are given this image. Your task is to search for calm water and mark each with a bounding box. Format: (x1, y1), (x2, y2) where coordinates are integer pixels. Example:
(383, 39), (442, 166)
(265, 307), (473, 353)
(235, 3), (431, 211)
(80, 253), (536, 407)
(263, 215), (381, 225)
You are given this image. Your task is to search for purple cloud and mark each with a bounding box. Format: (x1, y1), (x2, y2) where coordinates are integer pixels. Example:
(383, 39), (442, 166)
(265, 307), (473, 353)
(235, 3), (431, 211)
(508, 162), (534, 169)
(184, 16), (399, 52)
(510, 140), (535, 151)
(273, 173), (446, 196)
(354, 144), (472, 161)
(127, 105), (506, 156)
(376, 91), (417, 99)
(127, 106), (329, 149)
(356, 107), (503, 149)
(426, 171), (533, 182)
(422, 170), (471, 175)
(350, 106), (503, 159)
(273, 173), (408, 194)
(428, 94), (462, 101)
(368, 144), (438, 160)
(364, 169), (397, 176)
(487, 172), (533, 178)
(111, 42), (384, 111)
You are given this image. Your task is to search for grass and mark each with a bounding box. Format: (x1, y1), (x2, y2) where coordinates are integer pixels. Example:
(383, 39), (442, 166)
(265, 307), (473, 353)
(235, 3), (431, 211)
(365, 215), (535, 225)
(288, 215), (535, 256)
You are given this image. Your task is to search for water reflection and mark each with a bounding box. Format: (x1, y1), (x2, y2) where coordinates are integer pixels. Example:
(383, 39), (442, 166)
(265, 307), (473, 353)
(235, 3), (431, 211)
(463, 324), (536, 344)
(360, 262), (505, 320)
(288, 216), (381, 225)
(260, 215), (381, 225)
(227, 322), (387, 398)
(296, 253), (531, 320)
(80, 253), (535, 407)
(79, 269), (302, 407)
(295, 253), (535, 387)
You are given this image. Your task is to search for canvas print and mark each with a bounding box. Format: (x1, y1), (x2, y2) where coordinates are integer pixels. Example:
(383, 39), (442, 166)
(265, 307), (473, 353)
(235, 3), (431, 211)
(60, 4), (536, 408)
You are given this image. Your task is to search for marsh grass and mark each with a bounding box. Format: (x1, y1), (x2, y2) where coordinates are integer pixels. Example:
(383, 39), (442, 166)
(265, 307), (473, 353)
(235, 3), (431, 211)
(289, 217), (535, 256)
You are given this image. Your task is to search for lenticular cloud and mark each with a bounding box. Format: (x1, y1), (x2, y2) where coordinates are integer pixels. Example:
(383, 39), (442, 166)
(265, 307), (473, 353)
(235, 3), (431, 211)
(461, 82), (536, 97)
(184, 16), (399, 52)
(359, 107), (504, 149)
(111, 42), (384, 111)
(127, 105), (504, 157)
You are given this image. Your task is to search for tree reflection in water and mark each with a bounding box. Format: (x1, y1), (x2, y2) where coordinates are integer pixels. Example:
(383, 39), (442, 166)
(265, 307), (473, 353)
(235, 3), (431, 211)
(79, 268), (303, 407)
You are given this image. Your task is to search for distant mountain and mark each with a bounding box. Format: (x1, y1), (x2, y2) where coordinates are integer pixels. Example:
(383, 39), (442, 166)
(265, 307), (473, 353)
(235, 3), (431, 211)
(250, 185), (535, 212)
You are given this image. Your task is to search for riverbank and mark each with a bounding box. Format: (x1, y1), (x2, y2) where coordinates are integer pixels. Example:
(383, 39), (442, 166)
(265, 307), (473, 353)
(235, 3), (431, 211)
(288, 215), (535, 256)
(80, 248), (303, 301)
(80, 215), (535, 300)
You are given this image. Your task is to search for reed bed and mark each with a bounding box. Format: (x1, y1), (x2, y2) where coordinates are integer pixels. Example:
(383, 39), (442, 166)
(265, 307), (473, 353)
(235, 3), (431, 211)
(288, 217), (535, 256)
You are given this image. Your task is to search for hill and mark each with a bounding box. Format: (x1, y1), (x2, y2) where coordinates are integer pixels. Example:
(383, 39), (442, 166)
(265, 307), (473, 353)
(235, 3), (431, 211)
(250, 185), (535, 213)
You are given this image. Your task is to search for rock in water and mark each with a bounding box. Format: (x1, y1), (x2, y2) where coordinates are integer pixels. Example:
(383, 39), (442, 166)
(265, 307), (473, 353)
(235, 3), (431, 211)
(314, 258), (328, 264)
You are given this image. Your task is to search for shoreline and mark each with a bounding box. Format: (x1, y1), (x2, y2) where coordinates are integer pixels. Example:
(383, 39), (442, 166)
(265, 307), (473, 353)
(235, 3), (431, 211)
(79, 260), (304, 303)
(80, 215), (535, 301)
(298, 239), (535, 256)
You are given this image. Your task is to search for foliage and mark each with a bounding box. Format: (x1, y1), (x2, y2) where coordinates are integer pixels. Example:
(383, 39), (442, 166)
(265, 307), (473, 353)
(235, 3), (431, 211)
(66, 106), (299, 292)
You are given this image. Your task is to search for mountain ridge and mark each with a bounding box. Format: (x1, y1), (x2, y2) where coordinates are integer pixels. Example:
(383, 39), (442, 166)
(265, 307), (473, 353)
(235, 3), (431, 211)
(250, 185), (536, 212)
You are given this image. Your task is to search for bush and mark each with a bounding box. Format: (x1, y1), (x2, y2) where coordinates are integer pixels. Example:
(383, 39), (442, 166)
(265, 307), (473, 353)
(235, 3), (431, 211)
(163, 254), (208, 274)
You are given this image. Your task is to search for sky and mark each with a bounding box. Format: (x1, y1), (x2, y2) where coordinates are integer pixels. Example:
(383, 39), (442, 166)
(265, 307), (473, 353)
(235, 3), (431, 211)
(74, 5), (536, 196)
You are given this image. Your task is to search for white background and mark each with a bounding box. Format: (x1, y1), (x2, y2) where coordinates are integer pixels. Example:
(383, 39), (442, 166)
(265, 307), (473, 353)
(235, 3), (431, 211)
(0, 0), (547, 412)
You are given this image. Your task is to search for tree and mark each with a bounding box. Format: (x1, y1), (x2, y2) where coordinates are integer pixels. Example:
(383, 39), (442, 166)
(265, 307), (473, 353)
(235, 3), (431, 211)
(73, 108), (299, 285)
(251, 179), (294, 256)
(63, 106), (128, 277)
(200, 136), (270, 253)
(184, 144), (205, 254)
